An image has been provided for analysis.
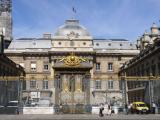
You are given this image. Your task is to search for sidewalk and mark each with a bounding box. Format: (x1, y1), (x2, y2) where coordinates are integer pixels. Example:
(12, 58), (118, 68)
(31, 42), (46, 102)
(0, 114), (160, 120)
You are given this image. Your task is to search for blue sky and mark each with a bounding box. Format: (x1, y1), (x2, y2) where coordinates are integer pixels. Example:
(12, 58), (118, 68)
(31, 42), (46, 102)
(13, 0), (160, 41)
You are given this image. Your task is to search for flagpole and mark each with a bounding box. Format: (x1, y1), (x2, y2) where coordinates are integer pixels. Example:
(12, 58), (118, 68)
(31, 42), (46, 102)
(72, 7), (76, 19)
(70, 0), (76, 19)
(72, 7), (74, 19)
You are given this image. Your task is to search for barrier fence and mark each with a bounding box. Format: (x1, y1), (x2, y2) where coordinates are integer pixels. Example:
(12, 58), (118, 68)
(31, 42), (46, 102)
(0, 76), (160, 81)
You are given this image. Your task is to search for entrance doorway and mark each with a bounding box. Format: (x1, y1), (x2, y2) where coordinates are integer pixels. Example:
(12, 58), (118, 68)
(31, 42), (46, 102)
(55, 71), (90, 113)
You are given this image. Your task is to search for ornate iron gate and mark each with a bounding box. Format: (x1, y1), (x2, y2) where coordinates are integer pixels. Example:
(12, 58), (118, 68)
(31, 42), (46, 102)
(56, 73), (90, 113)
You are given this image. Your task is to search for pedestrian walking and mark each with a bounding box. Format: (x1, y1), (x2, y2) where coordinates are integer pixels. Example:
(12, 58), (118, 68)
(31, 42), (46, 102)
(104, 103), (108, 115)
(59, 103), (63, 114)
(107, 104), (112, 116)
(152, 102), (156, 114)
(99, 104), (104, 117)
(125, 104), (128, 115)
(128, 103), (132, 114)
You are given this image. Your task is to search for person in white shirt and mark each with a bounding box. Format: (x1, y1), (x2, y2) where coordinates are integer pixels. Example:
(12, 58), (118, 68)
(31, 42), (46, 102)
(128, 103), (132, 114)
(152, 102), (156, 114)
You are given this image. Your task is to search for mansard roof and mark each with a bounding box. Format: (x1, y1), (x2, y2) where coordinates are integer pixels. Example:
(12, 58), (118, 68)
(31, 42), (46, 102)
(93, 39), (137, 50)
(8, 39), (52, 49)
(8, 38), (137, 51)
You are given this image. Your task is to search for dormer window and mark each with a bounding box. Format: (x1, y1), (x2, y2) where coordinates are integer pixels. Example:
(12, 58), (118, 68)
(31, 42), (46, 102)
(108, 43), (111, 46)
(58, 42), (61, 45)
(33, 42), (36, 45)
(83, 42), (86, 45)
(96, 43), (99, 46)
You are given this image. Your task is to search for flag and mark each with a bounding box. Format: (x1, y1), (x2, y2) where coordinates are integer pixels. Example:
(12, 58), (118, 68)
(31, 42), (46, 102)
(72, 7), (76, 13)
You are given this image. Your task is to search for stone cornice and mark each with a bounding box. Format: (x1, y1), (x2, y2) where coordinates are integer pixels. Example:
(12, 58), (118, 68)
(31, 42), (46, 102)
(120, 39), (160, 71)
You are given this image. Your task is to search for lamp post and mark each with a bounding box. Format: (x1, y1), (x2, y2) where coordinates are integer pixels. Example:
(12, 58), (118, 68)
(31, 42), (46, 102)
(85, 73), (91, 105)
(105, 89), (108, 104)
(16, 63), (24, 114)
(121, 72), (127, 114)
(5, 76), (8, 106)
(149, 75), (154, 111)
(36, 83), (39, 103)
(0, 28), (4, 54)
(18, 73), (24, 114)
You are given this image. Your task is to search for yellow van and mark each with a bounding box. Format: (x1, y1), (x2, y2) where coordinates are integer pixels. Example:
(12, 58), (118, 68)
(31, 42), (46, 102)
(131, 102), (149, 114)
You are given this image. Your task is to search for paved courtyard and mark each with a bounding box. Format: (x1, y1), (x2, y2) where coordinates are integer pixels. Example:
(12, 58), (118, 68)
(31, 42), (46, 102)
(0, 114), (160, 120)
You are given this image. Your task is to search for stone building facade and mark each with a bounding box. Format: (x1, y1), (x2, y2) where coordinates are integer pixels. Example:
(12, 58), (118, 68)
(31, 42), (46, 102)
(0, 31), (24, 106)
(5, 19), (139, 112)
(0, 54), (25, 106)
(120, 23), (160, 106)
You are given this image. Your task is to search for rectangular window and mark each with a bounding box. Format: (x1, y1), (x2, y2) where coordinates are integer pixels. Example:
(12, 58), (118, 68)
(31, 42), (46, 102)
(30, 80), (36, 89)
(108, 63), (113, 71)
(43, 80), (48, 89)
(108, 80), (113, 89)
(44, 64), (49, 71)
(118, 57), (121, 61)
(96, 63), (100, 71)
(31, 63), (36, 71)
(95, 80), (101, 89)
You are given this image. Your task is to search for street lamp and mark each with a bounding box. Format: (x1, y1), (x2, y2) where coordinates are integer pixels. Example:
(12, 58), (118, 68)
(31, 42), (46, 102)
(0, 28), (5, 54)
(105, 89), (108, 104)
(36, 83), (39, 103)
(149, 75), (154, 111)
(121, 72), (128, 114)
(85, 73), (91, 105)
(18, 73), (24, 114)
(5, 76), (8, 106)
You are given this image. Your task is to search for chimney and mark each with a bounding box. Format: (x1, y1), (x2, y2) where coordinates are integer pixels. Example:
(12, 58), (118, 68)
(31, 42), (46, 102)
(43, 33), (52, 39)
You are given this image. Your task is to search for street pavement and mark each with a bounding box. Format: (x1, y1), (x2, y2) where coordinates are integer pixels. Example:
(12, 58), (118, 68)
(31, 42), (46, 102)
(0, 114), (160, 120)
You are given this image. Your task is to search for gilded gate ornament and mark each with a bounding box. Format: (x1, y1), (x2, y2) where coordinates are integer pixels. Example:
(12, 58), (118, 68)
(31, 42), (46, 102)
(63, 79), (69, 92)
(76, 81), (82, 92)
(59, 53), (88, 66)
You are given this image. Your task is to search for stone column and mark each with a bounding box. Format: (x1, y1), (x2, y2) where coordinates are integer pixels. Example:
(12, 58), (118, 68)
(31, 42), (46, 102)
(55, 74), (60, 105)
(51, 60), (55, 104)
(85, 73), (91, 104)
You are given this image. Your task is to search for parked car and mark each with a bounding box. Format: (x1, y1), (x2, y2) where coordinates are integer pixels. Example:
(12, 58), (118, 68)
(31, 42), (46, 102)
(131, 102), (149, 114)
(5, 101), (19, 114)
(0, 105), (5, 114)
